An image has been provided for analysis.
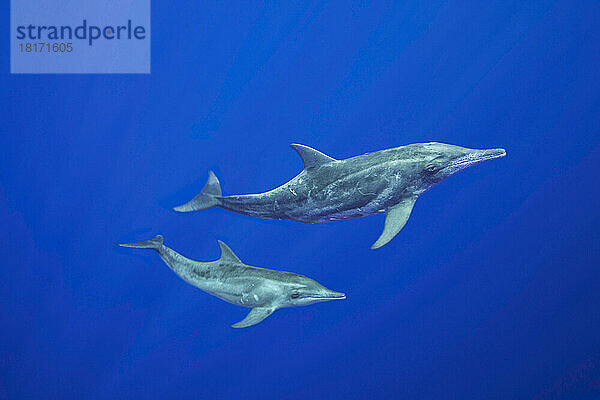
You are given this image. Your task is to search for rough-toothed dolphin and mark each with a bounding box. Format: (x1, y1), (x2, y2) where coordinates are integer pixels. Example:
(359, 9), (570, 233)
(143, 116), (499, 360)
(174, 142), (506, 249)
(119, 235), (345, 328)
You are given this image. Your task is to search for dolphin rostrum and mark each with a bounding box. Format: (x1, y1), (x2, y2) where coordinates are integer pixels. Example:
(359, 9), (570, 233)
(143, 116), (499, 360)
(119, 235), (345, 328)
(174, 142), (506, 249)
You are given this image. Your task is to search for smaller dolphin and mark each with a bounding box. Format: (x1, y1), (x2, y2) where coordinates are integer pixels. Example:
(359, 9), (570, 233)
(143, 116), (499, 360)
(119, 235), (345, 328)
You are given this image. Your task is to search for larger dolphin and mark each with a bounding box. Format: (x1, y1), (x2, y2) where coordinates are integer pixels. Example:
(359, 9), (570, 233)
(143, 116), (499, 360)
(174, 142), (506, 249)
(119, 235), (345, 328)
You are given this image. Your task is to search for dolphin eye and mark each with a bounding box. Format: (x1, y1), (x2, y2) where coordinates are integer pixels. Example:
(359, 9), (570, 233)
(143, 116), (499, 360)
(291, 293), (300, 299)
(425, 164), (438, 173)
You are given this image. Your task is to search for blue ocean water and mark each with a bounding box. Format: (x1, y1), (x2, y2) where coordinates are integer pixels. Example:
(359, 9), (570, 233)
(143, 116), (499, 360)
(2, 1), (600, 399)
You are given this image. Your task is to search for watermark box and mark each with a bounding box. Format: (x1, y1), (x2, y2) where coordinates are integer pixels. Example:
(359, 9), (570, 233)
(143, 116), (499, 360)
(10, 0), (150, 74)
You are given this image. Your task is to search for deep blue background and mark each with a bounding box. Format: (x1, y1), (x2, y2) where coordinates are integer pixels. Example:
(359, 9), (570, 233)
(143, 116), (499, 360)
(2, 1), (600, 399)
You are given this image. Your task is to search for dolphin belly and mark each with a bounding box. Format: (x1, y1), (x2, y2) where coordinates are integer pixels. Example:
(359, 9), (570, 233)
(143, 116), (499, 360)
(294, 202), (385, 222)
(205, 275), (280, 308)
(289, 183), (388, 223)
(325, 205), (386, 221)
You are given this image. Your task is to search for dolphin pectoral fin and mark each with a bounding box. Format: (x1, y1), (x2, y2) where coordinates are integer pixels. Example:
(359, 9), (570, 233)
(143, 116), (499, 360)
(232, 307), (276, 328)
(371, 196), (418, 249)
(290, 144), (337, 170)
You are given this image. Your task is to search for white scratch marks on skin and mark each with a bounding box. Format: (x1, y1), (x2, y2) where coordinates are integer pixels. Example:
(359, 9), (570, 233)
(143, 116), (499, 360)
(357, 186), (377, 196)
(289, 187), (297, 196)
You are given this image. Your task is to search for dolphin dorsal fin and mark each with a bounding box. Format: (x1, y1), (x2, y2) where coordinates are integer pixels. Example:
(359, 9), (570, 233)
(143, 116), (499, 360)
(217, 240), (243, 263)
(290, 144), (336, 170)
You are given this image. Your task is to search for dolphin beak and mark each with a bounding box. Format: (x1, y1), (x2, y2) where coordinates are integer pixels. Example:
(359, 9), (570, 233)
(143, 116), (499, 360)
(480, 148), (507, 160)
(322, 291), (346, 300)
(308, 291), (346, 301)
(446, 148), (506, 171)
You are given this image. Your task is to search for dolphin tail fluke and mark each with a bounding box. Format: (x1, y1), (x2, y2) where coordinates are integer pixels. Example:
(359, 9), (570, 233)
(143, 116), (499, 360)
(173, 170), (222, 212)
(119, 235), (164, 250)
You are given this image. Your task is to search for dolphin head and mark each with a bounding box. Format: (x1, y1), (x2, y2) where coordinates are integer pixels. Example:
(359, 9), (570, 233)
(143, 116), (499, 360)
(400, 142), (506, 194)
(282, 277), (346, 307)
